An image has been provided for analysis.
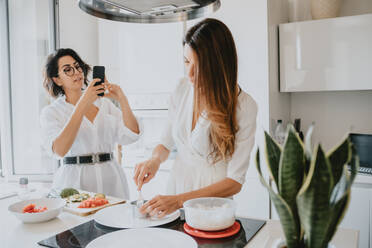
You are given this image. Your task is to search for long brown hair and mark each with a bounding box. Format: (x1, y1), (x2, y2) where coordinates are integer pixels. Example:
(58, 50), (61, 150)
(184, 18), (239, 163)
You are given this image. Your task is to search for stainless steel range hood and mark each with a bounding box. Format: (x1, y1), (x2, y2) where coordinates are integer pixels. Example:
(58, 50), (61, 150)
(78, 0), (221, 23)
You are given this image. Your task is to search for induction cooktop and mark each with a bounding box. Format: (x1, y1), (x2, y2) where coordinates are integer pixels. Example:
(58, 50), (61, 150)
(38, 211), (266, 248)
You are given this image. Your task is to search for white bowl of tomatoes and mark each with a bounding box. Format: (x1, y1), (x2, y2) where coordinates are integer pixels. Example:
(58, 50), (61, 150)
(8, 198), (65, 223)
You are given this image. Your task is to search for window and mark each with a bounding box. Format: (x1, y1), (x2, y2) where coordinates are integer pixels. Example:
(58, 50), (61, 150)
(0, 133), (2, 177)
(1, 0), (59, 178)
(0, 0), (9, 177)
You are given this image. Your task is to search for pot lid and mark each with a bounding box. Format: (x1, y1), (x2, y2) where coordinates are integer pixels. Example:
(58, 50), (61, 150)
(78, 0), (221, 23)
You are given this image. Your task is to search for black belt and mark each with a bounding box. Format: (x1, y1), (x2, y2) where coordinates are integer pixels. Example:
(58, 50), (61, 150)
(63, 152), (113, 165)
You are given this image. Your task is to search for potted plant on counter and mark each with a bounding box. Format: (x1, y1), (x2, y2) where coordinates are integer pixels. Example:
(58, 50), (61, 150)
(256, 125), (359, 248)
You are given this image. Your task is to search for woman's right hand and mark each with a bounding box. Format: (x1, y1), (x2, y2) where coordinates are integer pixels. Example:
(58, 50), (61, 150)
(78, 79), (105, 111)
(134, 157), (161, 190)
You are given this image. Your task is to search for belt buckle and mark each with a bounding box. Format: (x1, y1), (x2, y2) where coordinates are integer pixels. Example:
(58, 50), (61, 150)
(78, 153), (97, 165)
(96, 152), (109, 164)
(92, 153), (99, 164)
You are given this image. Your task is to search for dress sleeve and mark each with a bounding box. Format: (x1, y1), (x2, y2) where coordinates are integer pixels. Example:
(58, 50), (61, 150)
(227, 96), (258, 185)
(40, 106), (64, 159)
(159, 78), (187, 150)
(106, 99), (143, 145)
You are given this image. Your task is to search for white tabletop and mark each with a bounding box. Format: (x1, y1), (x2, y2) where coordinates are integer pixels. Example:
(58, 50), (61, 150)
(0, 183), (359, 248)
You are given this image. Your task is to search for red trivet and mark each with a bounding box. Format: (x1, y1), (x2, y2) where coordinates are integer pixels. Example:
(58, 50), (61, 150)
(183, 221), (241, 239)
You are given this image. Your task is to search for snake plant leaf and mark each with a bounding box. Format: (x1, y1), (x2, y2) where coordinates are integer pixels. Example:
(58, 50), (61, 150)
(326, 147), (359, 243)
(304, 124), (314, 160)
(264, 131), (282, 189)
(256, 150), (302, 248)
(279, 126), (305, 210)
(330, 167), (348, 204)
(348, 144), (359, 185)
(297, 145), (334, 248)
(304, 124), (314, 175)
(327, 136), (352, 186)
(325, 178), (351, 244)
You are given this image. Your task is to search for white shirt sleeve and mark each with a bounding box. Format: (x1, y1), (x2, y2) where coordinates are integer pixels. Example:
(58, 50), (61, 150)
(226, 95), (258, 185)
(40, 106), (63, 159)
(106, 98), (143, 145)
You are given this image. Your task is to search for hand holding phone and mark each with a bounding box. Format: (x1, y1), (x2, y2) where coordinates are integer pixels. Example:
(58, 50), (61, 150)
(93, 66), (105, 97)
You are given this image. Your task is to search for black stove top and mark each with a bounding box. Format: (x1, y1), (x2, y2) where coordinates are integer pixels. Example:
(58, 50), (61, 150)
(38, 212), (266, 248)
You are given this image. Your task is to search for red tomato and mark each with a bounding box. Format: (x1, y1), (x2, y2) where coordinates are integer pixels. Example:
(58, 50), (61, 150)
(78, 198), (109, 208)
(22, 204), (47, 213)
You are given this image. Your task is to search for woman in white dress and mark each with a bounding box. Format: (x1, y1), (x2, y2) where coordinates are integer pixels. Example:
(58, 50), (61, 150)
(41, 48), (141, 199)
(134, 18), (257, 217)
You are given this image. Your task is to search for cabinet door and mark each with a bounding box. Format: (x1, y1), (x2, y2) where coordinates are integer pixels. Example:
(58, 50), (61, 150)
(370, 190), (372, 248)
(279, 14), (372, 92)
(98, 20), (184, 95)
(339, 186), (370, 248)
(234, 178), (270, 219)
(123, 167), (170, 201)
(59, 0), (98, 65)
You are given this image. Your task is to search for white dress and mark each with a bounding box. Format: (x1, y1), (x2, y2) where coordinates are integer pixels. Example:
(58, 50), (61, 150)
(161, 79), (257, 195)
(40, 96), (142, 199)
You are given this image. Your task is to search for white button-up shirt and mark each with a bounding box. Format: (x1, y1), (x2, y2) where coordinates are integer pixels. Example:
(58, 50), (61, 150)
(161, 79), (257, 195)
(40, 96), (142, 199)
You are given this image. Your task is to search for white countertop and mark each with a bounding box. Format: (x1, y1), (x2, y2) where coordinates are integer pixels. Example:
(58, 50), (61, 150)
(247, 220), (359, 248)
(354, 173), (372, 186)
(0, 183), (359, 248)
(0, 184), (93, 248)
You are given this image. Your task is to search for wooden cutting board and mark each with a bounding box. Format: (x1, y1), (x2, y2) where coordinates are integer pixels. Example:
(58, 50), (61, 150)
(63, 190), (126, 216)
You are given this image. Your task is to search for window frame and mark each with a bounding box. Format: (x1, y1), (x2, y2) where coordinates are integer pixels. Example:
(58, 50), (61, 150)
(0, 0), (59, 182)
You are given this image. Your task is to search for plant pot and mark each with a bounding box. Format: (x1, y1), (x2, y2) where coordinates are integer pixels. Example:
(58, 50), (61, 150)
(272, 239), (337, 248)
(311, 0), (342, 20)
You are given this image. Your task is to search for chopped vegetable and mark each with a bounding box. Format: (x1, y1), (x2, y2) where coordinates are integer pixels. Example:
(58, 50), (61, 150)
(66, 193), (91, 203)
(78, 198), (109, 208)
(94, 193), (106, 199)
(60, 188), (79, 198)
(22, 203), (47, 213)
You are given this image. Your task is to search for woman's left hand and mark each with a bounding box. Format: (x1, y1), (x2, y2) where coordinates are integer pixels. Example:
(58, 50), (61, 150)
(140, 195), (182, 218)
(103, 78), (126, 102)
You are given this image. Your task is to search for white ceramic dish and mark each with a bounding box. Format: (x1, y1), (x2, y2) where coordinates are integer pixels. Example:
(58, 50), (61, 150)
(8, 198), (65, 223)
(86, 228), (197, 248)
(183, 197), (236, 231)
(94, 203), (180, 228)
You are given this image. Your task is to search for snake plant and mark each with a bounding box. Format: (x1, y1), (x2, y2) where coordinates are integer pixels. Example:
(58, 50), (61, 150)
(256, 125), (359, 248)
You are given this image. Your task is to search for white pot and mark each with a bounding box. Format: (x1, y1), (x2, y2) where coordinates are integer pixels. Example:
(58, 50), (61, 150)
(311, 0), (342, 20)
(272, 239), (336, 248)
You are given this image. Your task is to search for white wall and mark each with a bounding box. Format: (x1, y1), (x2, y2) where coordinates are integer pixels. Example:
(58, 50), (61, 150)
(290, 0), (372, 150)
(341, 0), (372, 16)
(59, 0), (98, 66)
(268, 0), (291, 134)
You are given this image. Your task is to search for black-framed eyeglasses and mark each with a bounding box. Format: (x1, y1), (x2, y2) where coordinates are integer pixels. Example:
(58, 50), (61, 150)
(60, 64), (84, 77)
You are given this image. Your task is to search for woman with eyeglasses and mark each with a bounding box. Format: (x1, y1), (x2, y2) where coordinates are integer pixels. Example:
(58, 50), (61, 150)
(41, 48), (141, 199)
(134, 18), (257, 217)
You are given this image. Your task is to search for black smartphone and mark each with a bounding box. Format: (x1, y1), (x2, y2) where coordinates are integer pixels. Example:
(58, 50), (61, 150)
(93, 66), (105, 96)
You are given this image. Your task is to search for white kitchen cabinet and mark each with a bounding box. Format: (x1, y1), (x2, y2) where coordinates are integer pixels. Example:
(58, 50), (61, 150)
(59, 0), (98, 65)
(370, 190), (372, 248)
(123, 167), (170, 201)
(339, 185), (370, 248)
(98, 19), (184, 95)
(234, 178), (270, 219)
(279, 14), (372, 92)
